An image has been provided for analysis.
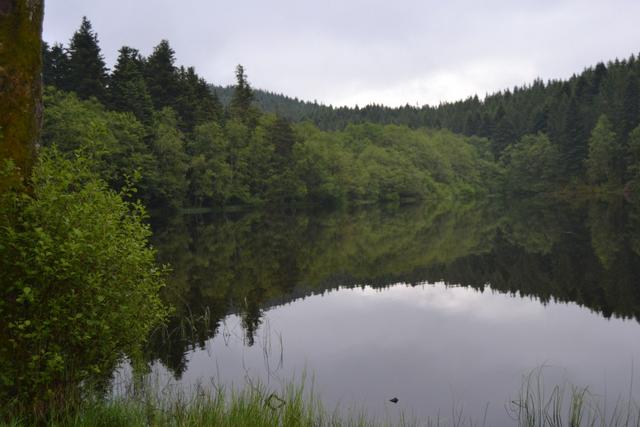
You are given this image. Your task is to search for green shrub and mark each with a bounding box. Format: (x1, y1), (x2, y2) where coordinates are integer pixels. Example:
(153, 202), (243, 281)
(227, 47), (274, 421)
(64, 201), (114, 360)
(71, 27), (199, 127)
(0, 150), (167, 417)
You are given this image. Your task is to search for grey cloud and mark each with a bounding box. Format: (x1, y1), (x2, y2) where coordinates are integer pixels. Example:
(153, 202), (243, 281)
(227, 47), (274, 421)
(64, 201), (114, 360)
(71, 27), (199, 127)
(43, 0), (640, 107)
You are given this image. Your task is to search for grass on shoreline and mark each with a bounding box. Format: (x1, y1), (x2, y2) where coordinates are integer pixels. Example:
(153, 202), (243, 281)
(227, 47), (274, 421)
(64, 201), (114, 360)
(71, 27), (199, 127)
(2, 378), (386, 427)
(3, 369), (640, 427)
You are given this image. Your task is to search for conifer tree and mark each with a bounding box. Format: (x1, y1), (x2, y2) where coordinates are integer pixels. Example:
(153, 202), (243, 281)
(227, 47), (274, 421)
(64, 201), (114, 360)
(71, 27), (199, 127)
(108, 46), (154, 124)
(268, 116), (296, 158)
(627, 124), (640, 186)
(531, 104), (549, 134)
(229, 64), (254, 121)
(145, 40), (180, 111)
(175, 66), (223, 132)
(562, 96), (588, 176)
(67, 17), (108, 101)
(622, 73), (640, 139)
(591, 62), (607, 96)
(491, 105), (516, 155)
(43, 42), (71, 91)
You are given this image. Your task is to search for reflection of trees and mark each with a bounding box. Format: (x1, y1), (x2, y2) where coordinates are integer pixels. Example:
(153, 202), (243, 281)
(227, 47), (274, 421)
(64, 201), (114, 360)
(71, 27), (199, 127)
(147, 197), (640, 378)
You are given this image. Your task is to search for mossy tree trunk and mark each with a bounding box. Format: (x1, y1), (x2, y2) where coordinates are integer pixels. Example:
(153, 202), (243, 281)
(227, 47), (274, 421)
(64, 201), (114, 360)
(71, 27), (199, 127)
(0, 0), (44, 191)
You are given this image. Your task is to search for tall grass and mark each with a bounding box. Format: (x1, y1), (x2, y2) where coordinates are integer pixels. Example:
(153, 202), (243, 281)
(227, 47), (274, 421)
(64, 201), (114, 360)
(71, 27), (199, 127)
(508, 367), (640, 427)
(2, 376), (385, 427)
(3, 368), (640, 426)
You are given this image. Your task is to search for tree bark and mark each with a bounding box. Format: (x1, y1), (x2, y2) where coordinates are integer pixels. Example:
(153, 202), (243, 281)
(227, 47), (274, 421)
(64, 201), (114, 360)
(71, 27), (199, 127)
(0, 0), (44, 191)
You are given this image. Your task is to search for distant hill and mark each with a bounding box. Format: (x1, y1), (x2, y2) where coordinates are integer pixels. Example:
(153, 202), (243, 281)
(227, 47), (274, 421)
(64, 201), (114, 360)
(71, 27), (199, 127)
(214, 53), (640, 156)
(212, 84), (422, 130)
(212, 85), (330, 122)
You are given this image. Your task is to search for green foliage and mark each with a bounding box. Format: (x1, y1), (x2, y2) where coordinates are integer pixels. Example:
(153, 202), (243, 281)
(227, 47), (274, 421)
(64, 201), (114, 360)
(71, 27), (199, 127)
(186, 122), (232, 207)
(144, 40), (180, 112)
(108, 46), (154, 125)
(0, 150), (167, 415)
(67, 17), (108, 102)
(626, 124), (640, 197)
(174, 66), (224, 132)
(585, 115), (621, 185)
(43, 42), (71, 92)
(146, 108), (189, 209)
(41, 80), (497, 209)
(41, 88), (157, 197)
(229, 64), (256, 124)
(501, 133), (561, 195)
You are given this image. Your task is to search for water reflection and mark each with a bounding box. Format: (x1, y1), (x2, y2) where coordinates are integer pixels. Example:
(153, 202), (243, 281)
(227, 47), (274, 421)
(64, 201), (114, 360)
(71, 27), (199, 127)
(142, 197), (640, 423)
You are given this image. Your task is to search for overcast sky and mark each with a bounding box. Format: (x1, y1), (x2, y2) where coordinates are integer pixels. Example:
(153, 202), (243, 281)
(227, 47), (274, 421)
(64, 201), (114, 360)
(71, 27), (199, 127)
(43, 0), (640, 108)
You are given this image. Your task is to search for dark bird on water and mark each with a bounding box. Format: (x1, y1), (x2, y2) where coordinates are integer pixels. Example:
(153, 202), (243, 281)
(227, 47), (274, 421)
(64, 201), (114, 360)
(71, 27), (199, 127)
(389, 397), (399, 403)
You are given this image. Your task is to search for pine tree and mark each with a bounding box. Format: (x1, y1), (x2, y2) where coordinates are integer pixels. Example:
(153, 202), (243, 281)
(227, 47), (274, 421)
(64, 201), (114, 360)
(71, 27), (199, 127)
(491, 105), (516, 155)
(531, 104), (550, 134)
(108, 46), (154, 124)
(463, 111), (480, 136)
(627, 124), (640, 186)
(591, 62), (607, 96)
(175, 67), (223, 132)
(229, 64), (254, 121)
(622, 73), (640, 140)
(268, 116), (296, 158)
(43, 42), (71, 91)
(144, 40), (180, 111)
(67, 17), (108, 101)
(562, 96), (588, 176)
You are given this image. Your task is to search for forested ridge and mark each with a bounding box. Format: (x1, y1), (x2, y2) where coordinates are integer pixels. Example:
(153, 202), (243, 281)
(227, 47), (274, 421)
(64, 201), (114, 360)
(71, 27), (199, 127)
(42, 17), (640, 211)
(41, 18), (496, 213)
(224, 55), (640, 184)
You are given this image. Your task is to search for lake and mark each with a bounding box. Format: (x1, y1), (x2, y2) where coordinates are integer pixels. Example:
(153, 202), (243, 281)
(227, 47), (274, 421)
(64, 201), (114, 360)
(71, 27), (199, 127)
(122, 197), (640, 426)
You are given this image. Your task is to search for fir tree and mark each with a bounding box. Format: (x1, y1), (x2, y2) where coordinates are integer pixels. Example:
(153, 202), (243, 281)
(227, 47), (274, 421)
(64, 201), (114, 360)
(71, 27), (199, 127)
(144, 40), (180, 111)
(531, 104), (549, 134)
(108, 46), (154, 125)
(268, 116), (296, 158)
(175, 67), (223, 132)
(43, 42), (71, 91)
(591, 62), (607, 96)
(229, 64), (254, 121)
(491, 105), (516, 155)
(622, 73), (640, 140)
(562, 96), (588, 176)
(67, 17), (108, 101)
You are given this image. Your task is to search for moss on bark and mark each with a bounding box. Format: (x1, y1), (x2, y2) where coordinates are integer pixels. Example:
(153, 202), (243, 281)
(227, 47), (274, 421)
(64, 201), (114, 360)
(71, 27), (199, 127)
(0, 0), (44, 191)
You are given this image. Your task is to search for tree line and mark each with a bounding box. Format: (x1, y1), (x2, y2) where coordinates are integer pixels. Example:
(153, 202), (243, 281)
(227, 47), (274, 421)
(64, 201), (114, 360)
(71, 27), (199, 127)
(218, 57), (640, 197)
(41, 17), (502, 212)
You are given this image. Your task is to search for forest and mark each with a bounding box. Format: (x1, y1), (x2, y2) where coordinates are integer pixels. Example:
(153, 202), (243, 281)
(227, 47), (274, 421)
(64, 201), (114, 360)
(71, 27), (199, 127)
(218, 57), (640, 198)
(41, 17), (640, 211)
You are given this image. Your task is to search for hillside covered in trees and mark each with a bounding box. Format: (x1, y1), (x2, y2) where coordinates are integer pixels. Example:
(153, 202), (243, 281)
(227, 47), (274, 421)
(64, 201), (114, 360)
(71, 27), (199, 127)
(42, 17), (640, 211)
(41, 17), (499, 212)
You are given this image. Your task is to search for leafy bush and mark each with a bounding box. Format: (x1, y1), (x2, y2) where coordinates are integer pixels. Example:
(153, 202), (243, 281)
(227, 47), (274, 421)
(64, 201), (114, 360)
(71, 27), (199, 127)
(0, 150), (167, 416)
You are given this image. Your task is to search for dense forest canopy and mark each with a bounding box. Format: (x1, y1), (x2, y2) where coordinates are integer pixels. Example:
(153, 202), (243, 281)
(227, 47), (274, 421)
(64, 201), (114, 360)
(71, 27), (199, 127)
(40, 18), (504, 212)
(218, 56), (640, 197)
(42, 17), (640, 210)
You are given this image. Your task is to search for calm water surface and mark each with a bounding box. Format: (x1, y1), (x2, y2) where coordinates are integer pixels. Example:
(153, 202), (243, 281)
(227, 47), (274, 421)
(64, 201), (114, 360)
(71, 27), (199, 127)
(129, 198), (640, 425)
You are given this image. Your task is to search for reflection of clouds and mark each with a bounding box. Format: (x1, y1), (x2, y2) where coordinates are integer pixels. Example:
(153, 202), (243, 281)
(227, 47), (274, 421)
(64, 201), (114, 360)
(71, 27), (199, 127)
(360, 282), (545, 322)
(139, 280), (640, 426)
